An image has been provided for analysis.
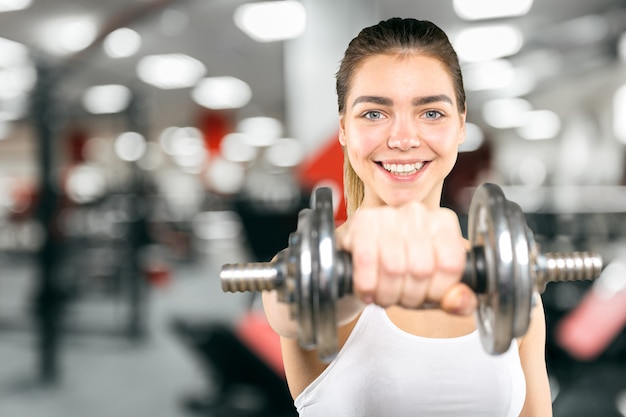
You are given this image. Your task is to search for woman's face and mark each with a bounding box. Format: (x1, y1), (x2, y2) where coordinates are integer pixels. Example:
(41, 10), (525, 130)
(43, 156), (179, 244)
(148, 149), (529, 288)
(339, 53), (466, 209)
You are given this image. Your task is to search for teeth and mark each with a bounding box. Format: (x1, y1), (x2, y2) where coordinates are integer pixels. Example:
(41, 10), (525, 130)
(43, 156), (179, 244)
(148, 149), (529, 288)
(382, 162), (425, 175)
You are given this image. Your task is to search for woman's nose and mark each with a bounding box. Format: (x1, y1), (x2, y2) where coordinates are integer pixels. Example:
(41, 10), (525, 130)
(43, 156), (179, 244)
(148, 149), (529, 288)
(387, 118), (421, 150)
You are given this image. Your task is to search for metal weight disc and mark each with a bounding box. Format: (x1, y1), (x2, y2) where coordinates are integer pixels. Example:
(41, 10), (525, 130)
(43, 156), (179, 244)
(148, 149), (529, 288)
(468, 183), (516, 354)
(294, 208), (316, 350)
(311, 187), (339, 362)
(506, 200), (533, 338)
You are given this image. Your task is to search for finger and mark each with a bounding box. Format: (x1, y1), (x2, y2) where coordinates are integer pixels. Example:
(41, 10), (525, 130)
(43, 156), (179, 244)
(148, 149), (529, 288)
(404, 203), (435, 280)
(375, 260), (405, 307)
(426, 208), (466, 302)
(372, 207), (409, 306)
(440, 283), (477, 316)
(399, 274), (429, 308)
(344, 210), (379, 304)
(401, 203), (434, 308)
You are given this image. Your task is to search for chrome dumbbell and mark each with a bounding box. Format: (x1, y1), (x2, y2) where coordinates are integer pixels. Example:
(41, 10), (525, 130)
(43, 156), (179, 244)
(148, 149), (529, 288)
(221, 183), (603, 362)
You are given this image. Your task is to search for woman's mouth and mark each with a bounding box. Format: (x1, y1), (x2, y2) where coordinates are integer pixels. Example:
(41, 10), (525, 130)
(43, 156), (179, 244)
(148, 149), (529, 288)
(381, 161), (426, 176)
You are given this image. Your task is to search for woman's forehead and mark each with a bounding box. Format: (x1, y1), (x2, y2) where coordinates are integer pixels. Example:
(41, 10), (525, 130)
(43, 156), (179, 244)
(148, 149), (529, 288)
(356, 53), (448, 77)
(348, 54), (456, 98)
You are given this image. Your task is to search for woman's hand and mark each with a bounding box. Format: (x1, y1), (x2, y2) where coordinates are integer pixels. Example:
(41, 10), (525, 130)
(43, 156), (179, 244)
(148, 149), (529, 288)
(337, 203), (476, 315)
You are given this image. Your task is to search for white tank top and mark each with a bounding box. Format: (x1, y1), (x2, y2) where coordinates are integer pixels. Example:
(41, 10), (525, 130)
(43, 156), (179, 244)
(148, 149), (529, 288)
(295, 304), (526, 417)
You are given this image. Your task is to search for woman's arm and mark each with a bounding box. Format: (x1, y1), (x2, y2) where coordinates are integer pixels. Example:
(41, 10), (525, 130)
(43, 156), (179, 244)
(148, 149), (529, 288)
(261, 290), (365, 338)
(518, 296), (553, 417)
(262, 290), (364, 398)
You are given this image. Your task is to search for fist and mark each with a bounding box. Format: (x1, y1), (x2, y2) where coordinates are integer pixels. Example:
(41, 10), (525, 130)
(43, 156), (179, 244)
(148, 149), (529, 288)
(337, 203), (476, 315)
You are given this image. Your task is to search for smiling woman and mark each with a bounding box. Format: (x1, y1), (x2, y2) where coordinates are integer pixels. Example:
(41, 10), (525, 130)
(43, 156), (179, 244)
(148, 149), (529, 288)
(262, 17), (553, 417)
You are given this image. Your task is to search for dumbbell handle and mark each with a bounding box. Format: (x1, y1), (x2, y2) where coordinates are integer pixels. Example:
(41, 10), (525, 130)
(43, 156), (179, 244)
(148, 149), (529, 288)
(221, 247), (602, 295)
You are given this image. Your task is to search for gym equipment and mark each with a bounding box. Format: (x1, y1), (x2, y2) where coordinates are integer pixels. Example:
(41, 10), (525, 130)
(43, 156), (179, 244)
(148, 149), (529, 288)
(220, 183), (603, 362)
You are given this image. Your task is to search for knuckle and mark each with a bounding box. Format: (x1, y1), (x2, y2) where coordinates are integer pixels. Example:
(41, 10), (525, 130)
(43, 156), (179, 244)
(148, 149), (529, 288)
(352, 276), (375, 296)
(408, 258), (435, 278)
(409, 265), (434, 280)
(400, 280), (427, 308)
(431, 208), (461, 232)
(380, 261), (404, 277)
(437, 248), (466, 275)
(353, 248), (376, 268)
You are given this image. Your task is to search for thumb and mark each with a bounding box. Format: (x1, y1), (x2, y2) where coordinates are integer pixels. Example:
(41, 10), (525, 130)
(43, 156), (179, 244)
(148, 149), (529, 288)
(440, 283), (477, 316)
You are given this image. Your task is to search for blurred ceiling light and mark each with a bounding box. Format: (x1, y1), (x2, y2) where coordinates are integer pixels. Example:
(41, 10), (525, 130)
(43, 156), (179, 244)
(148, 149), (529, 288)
(454, 25), (523, 63)
(234, 1), (306, 42)
(614, 84), (626, 144)
(192, 76), (252, 110)
(159, 126), (207, 171)
(0, 0), (32, 13)
(265, 138), (303, 168)
(82, 84), (131, 114)
(104, 28), (141, 58)
(206, 157), (246, 195)
(0, 37), (29, 67)
(66, 164), (106, 204)
(517, 110), (561, 140)
(459, 123), (484, 152)
(482, 97), (532, 129)
(453, 0), (533, 21)
(159, 126), (179, 155)
(172, 148), (206, 171)
(0, 66), (36, 99)
(220, 132), (259, 163)
(463, 60), (515, 91)
(237, 116), (283, 146)
(0, 38), (35, 100)
(137, 54), (206, 89)
(40, 16), (98, 55)
(114, 131), (147, 162)
(172, 135), (205, 160)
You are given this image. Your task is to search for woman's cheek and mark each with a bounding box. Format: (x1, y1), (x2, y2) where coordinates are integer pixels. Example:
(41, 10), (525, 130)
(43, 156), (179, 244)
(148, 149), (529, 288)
(425, 125), (461, 153)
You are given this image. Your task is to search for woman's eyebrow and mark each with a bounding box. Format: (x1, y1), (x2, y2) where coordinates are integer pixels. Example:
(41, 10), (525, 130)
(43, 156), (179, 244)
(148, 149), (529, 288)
(413, 94), (453, 106)
(351, 94), (453, 108)
(351, 95), (392, 107)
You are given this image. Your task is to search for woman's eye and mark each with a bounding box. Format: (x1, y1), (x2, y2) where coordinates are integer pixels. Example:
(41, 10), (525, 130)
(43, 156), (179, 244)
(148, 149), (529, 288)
(424, 110), (443, 119)
(364, 111), (383, 120)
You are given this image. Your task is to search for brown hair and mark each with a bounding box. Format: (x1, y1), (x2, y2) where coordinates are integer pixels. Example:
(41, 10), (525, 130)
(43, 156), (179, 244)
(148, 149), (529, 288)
(336, 18), (466, 216)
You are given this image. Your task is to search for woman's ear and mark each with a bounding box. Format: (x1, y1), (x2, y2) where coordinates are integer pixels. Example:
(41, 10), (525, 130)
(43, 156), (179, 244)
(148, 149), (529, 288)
(338, 115), (347, 146)
(458, 109), (467, 145)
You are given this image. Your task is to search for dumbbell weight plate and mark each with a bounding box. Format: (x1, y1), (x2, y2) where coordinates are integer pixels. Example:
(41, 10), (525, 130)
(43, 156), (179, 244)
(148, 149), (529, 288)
(506, 199), (534, 340)
(469, 183), (516, 354)
(311, 187), (339, 362)
(293, 208), (316, 349)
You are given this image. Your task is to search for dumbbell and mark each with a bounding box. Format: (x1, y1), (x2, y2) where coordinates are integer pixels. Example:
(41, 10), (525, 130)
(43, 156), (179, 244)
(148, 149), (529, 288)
(221, 183), (603, 362)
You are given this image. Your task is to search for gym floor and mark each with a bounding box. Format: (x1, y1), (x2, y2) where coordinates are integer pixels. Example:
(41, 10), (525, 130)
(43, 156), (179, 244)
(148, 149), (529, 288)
(0, 242), (257, 417)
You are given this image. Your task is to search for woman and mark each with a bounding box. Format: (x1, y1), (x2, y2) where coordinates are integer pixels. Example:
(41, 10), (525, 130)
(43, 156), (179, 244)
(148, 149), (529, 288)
(263, 17), (552, 416)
